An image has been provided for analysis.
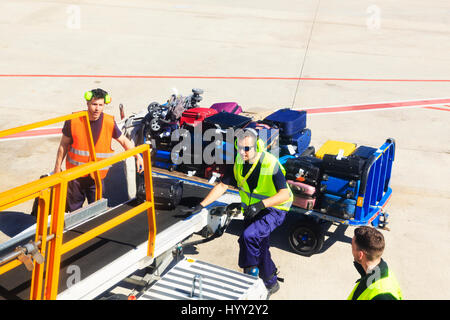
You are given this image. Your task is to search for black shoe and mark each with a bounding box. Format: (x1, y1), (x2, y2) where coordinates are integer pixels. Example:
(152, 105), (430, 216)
(266, 281), (280, 299)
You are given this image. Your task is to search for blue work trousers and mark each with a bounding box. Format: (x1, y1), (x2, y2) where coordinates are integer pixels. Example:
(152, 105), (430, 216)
(238, 207), (286, 288)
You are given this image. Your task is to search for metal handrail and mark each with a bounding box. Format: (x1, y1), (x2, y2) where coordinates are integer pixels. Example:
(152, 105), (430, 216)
(0, 111), (103, 201)
(0, 114), (156, 300)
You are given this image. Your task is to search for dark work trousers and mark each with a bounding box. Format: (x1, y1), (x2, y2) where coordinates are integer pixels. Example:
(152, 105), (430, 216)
(66, 176), (104, 212)
(238, 207), (286, 288)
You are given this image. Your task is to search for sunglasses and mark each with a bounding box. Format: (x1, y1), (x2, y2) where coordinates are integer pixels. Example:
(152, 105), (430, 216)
(238, 145), (255, 152)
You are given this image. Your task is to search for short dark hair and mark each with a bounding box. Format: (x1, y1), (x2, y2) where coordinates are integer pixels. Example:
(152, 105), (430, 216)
(90, 88), (108, 100)
(354, 226), (385, 261)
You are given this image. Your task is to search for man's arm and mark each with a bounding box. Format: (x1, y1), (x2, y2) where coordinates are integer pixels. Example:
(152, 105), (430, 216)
(115, 134), (144, 173)
(54, 135), (72, 173)
(261, 188), (290, 208)
(200, 182), (229, 207)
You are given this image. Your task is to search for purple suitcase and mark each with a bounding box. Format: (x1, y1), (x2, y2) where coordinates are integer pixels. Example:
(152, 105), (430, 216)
(210, 102), (242, 114)
(287, 180), (316, 196)
(292, 194), (316, 210)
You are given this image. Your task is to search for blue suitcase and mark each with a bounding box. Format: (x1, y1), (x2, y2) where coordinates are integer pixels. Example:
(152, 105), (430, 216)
(320, 175), (360, 199)
(318, 193), (356, 219)
(263, 109), (307, 137)
(351, 146), (378, 159)
(153, 150), (178, 171)
(280, 128), (311, 155)
(154, 161), (177, 171)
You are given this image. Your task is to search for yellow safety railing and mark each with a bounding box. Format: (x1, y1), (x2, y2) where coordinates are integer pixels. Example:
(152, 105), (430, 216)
(0, 111), (103, 199)
(0, 114), (156, 300)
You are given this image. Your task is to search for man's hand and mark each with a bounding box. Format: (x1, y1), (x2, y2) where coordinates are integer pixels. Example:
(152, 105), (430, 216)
(135, 154), (144, 173)
(243, 201), (265, 220)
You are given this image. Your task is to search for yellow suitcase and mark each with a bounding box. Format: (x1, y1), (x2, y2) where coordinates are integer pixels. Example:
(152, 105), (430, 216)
(315, 140), (357, 159)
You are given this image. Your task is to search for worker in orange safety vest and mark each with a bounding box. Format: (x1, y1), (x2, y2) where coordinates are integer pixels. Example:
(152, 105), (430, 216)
(53, 88), (144, 212)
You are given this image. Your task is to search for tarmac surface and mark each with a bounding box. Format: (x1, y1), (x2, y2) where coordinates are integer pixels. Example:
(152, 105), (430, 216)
(0, 0), (449, 300)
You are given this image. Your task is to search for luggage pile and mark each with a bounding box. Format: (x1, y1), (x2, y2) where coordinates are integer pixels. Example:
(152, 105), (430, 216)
(140, 91), (382, 221)
(284, 140), (379, 220)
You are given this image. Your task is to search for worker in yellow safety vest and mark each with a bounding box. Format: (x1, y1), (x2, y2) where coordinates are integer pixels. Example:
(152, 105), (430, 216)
(53, 88), (143, 212)
(348, 226), (403, 300)
(186, 128), (293, 298)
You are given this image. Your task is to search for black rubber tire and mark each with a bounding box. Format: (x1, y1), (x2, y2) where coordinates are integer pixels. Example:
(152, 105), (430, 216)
(288, 219), (324, 256)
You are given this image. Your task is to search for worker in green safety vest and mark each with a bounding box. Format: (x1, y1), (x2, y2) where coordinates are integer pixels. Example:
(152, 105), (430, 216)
(348, 226), (403, 300)
(186, 128), (293, 298)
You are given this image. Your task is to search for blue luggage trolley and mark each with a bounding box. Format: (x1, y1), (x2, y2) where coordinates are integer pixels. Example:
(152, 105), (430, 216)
(288, 138), (395, 256)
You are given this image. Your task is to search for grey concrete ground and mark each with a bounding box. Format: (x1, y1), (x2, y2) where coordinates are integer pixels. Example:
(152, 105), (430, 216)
(0, 0), (449, 300)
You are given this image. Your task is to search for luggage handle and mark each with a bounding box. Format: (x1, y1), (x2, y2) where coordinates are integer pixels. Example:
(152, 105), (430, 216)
(231, 105), (240, 114)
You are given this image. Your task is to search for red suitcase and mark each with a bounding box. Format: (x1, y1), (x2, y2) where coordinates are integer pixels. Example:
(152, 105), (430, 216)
(204, 164), (227, 180)
(179, 107), (218, 127)
(287, 180), (316, 196)
(292, 194), (316, 210)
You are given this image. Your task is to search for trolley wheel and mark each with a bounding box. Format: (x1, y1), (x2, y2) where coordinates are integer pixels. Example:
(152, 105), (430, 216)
(150, 118), (161, 132)
(288, 219), (324, 256)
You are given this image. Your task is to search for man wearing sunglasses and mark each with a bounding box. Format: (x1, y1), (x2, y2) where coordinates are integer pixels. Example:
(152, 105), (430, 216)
(188, 128), (293, 298)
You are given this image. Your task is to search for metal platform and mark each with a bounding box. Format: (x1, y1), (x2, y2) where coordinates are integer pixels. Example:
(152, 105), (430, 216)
(138, 257), (267, 300)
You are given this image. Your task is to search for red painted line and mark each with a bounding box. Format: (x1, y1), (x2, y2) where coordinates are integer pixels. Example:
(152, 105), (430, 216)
(0, 128), (62, 140)
(0, 74), (450, 82)
(424, 106), (450, 112)
(302, 98), (450, 114)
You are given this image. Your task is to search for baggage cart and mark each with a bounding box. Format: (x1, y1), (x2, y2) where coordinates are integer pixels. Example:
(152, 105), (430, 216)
(287, 138), (395, 256)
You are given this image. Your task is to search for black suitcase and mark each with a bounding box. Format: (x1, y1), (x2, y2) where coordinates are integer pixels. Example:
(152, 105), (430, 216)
(350, 146), (378, 159)
(137, 176), (183, 209)
(285, 156), (323, 186)
(322, 154), (366, 180)
(202, 112), (252, 131)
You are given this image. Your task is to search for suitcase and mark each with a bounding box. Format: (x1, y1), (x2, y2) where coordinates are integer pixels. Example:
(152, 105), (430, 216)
(287, 180), (316, 196)
(210, 102), (242, 114)
(263, 108), (307, 137)
(204, 164), (227, 180)
(285, 156), (323, 186)
(152, 150), (178, 171)
(322, 154), (366, 180)
(351, 145), (378, 159)
(315, 140), (357, 160)
(320, 175), (360, 199)
(179, 107), (218, 127)
(278, 144), (298, 157)
(245, 121), (280, 150)
(137, 176), (183, 209)
(279, 154), (296, 165)
(154, 161), (177, 171)
(318, 193), (356, 220)
(292, 194), (316, 211)
(300, 146), (315, 157)
(203, 112), (252, 130)
(177, 163), (206, 177)
(280, 128), (311, 155)
(210, 140), (236, 163)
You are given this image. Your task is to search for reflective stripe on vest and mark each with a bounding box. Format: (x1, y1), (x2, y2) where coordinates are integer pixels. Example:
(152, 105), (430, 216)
(66, 112), (115, 179)
(347, 270), (403, 300)
(234, 151), (293, 212)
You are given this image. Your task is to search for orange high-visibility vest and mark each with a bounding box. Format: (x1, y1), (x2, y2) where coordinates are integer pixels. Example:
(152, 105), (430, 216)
(66, 113), (115, 179)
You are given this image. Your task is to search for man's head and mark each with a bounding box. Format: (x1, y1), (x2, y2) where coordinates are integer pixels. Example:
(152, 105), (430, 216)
(236, 129), (258, 162)
(85, 88), (110, 121)
(352, 226), (385, 264)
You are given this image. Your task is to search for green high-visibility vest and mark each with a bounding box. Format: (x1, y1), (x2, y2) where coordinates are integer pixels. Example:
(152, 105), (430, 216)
(347, 269), (403, 300)
(233, 151), (293, 212)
